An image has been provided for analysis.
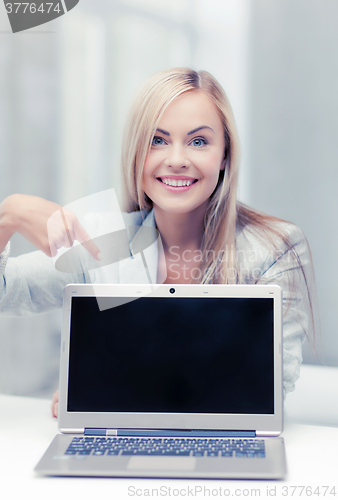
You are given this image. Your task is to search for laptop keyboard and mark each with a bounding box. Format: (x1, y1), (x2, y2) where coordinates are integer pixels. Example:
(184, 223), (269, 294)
(65, 437), (266, 458)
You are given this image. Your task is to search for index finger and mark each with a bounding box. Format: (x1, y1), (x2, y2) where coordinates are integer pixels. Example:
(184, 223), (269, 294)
(73, 219), (102, 260)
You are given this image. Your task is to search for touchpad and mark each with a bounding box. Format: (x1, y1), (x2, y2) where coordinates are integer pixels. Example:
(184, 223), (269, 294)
(127, 456), (196, 471)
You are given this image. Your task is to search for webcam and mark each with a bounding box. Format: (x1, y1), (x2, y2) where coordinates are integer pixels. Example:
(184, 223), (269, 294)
(169, 288), (175, 294)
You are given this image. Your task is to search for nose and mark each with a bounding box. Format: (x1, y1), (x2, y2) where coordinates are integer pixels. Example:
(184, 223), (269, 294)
(164, 144), (191, 169)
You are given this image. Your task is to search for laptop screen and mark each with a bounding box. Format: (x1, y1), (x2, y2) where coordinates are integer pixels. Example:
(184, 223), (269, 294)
(67, 296), (274, 415)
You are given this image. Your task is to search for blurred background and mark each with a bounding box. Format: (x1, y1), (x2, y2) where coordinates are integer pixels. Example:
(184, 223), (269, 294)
(0, 0), (337, 397)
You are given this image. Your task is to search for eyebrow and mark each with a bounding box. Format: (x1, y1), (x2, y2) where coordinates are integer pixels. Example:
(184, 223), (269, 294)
(155, 126), (214, 136)
(187, 126), (214, 135)
(156, 128), (170, 136)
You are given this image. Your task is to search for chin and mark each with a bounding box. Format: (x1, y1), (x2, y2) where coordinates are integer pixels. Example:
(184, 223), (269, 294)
(155, 202), (207, 216)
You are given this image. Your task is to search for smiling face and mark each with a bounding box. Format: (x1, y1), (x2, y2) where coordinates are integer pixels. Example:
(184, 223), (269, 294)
(142, 90), (226, 217)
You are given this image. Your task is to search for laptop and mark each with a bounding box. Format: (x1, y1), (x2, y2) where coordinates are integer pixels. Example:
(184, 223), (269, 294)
(35, 283), (287, 479)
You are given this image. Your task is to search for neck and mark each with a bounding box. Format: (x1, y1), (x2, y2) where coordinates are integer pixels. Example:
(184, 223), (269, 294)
(153, 204), (206, 254)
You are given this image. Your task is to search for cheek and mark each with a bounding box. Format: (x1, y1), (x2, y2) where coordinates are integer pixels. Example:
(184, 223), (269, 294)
(202, 153), (225, 177)
(207, 157), (225, 191)
(142, 160), (156, 199)
(142, 157), (152, 182)
(143, 152), (158, 178)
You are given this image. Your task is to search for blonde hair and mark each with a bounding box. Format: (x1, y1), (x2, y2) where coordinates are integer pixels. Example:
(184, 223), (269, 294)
(121, 68), (316, 336)
(121, 67), (240, 283)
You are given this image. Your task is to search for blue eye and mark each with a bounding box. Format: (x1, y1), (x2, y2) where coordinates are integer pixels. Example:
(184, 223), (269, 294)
(191, 137), (207, 147)
(152, 136), (166, 146)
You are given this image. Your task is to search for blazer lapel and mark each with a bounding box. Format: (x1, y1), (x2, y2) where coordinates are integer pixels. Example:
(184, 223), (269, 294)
(118, 210), (159, 284)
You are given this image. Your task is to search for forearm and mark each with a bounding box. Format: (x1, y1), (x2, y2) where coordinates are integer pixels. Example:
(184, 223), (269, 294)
(0, 249), (85, 316)
(0, 193), (98, 315)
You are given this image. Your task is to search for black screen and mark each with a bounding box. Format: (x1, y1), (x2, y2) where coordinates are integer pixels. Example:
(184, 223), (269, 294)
(67, 297), (274, 414)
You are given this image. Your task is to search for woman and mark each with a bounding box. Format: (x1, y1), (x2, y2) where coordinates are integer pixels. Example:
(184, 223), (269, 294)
(0, 68), (315, 417)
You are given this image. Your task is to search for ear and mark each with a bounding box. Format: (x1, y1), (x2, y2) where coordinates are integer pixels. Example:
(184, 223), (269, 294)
(220, 158), (226, 171)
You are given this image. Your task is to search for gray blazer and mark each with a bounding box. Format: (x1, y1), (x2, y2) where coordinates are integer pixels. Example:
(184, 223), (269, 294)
(0, 209), (311, 397)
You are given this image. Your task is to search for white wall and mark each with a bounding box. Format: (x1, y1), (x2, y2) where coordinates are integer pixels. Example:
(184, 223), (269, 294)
(247, 0), (338, 366)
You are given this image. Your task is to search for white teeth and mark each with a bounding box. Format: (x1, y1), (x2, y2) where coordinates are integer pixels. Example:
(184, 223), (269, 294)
(161, 178), (193, 187)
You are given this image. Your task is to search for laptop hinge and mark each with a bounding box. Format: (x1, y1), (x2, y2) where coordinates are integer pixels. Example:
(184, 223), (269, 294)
(84, 429), (117, 436)
(117, 430), (256, 438)
(84, 429), (256, 438)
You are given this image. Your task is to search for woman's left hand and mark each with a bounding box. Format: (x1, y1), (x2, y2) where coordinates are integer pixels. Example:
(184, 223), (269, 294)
(51, 389), (59, 418)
